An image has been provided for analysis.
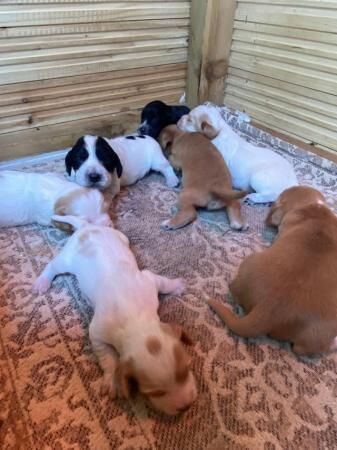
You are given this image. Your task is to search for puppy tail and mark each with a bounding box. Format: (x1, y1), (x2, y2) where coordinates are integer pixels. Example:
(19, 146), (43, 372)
(208, 299), (268, 338)
(51, 214), (89, 231)
(212, 186), (246, 201)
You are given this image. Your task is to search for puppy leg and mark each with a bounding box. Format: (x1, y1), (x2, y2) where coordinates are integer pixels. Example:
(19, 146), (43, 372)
(143, 270), (186, 295)
(89, 321), (118, 397)
(151, 152), (179, 187)
(226, 200), (248, 231)
(33, 253), (69, 295)
(161, 190), (205, 230)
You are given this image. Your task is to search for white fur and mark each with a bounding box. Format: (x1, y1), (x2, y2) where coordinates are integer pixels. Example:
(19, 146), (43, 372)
(0, 170), (111, 227)
(70, 135), (179, 190)
(178, 106), (298, 203)
(33, 221), (197, 415)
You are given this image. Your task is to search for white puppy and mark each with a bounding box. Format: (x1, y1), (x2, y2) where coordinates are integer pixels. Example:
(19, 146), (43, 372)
(33, 217), (197, 416)
(178, 105), (298, 203)
(0, 170), (111, 228)
(65, 134), (179, 195)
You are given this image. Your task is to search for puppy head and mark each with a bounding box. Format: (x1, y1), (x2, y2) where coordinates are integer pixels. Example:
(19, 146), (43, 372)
(116, 322), (197, 416)
(138, 100), (190, 139)
(177, 105), (223, 139)
(65, 135), (123, 190)
(266, 186), (326, 227)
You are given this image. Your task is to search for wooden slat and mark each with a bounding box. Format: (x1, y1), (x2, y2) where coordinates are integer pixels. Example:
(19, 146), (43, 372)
(0, 66), (186, 107)
(0, 87), (184, 134)
(234, 21), (337, 46)
(233, 29), (337, 61)
(224, 94), (337, 150)
(0, 78), (185, 118)
(0, 62), (186, 95)
(228, 67), (337, 107)
(0, 29), (188, 53)
(236, 4), (337, 33)
(0, 3), (190, 27)
(0, 48), (188, 84)
(229, 53), (337, 97)
(0, 92), (180, 161)
(238, 0), (337, 7)
(0, 19), (189, 40)
(225, 84), (337, 133)
(0, 38), (187, 66)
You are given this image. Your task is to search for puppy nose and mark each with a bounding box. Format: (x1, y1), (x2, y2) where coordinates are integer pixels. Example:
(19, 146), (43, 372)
(88, 173), (101, 183)
(177, 403), (191, 413)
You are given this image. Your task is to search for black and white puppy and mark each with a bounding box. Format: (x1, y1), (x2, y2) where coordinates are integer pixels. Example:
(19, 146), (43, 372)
(66, 134), (179, 195)
(138, 100), (190, 139)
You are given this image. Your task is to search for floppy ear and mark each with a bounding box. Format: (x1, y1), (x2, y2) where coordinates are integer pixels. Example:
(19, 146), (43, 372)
(201, 120), (219, 140)
(161, 322), (194, 346)
(159, 128), (174, 152)
(266, 202), (283, 227)
(169, 105), (191, 123)
(115, 358), (137, 398)
(96, 137), (123, 178)
(65, 136), (85, 176)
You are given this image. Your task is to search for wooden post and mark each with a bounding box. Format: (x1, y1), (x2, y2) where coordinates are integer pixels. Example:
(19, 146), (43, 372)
(186, 0), (237, 107)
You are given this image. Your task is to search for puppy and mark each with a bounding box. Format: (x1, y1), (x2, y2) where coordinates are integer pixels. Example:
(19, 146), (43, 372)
(159, 125), (247, 231)
(0, 170), (111, 229)
(178, 105), (298, 203)
(209, 186), (337, 356)
(33, 217), (197, 415)
(138, 100), (190, 138)
(66, 134), (178, 194)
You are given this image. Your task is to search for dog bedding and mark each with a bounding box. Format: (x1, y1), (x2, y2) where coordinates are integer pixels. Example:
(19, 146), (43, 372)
(1, 105), (336, 450)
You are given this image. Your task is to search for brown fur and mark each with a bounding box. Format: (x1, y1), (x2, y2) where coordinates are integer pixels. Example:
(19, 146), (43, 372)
(208, 186), (337, 356)
(146, 336), (162, 356)
(159, 125), (247, 230)
(173, 344), (190, 384)
(53, 188), (88, 232)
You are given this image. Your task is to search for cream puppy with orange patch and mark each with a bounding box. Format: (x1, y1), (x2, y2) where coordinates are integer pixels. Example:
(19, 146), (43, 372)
(0, 170), (111, 229)
(33, 217), (197, 415)
(178, 105), (298, 203)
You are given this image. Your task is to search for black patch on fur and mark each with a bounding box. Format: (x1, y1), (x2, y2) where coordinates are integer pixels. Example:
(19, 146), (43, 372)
(137, 134), (146, 139)
(96, 137), (123, 178)
(126, 135), (136, 140)
(139, 100), (190, 139)
(65, 136), (89, 176)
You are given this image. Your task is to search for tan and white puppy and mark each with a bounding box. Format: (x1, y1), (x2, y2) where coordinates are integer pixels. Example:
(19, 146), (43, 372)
(33, 217), (197, 415)
(209, 186), (337, 356)
(0, 170), (112, 229)
(159, 125), (247, 231)
(178, 105), (298, 203)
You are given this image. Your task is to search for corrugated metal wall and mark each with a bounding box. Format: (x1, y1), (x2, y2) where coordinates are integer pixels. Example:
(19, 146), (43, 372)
(0, 1), (190, 160)
(224, 0), (337, 153)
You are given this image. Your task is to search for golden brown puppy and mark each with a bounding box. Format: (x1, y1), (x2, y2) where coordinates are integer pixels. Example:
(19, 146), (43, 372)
(208, 186), (337, 356)
(159, 125), (247, 231)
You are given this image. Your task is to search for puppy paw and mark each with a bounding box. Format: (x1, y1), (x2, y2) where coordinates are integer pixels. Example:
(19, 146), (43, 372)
(230, 220), (249, 231)
(161, 219), (174, 230)
(100, 373), (117, 398)
(166, 175), (179, 188)
(171, 278), (186, 296)
(32, 276), (51, 295)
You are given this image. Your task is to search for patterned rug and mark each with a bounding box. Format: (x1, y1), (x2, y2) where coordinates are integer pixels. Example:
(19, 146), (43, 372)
(1, 106), (337, 450)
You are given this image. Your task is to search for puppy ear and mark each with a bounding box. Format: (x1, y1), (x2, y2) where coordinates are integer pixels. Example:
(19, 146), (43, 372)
(266, 203), (283, 227)
(115, 358), (137, 398)
(169, 105), (191, 123)
(201, 121), (219, 140)
(65, 136), (85, 176)
(96, 137), (123, 179)
(159, 128), (174, 151)
(162, 322), (194, 346)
